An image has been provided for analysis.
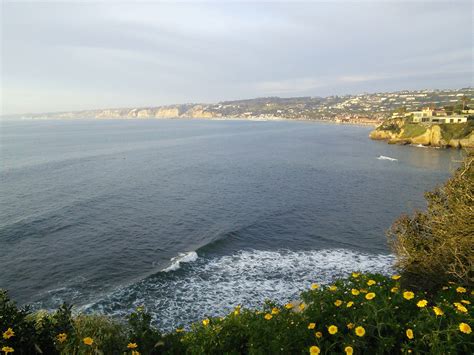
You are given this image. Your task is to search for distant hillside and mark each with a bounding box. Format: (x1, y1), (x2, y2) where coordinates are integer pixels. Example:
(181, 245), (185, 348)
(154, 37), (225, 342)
(13, 88), (474, 123)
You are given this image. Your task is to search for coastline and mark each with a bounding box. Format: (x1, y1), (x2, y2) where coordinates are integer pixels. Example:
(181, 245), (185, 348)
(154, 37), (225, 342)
(6, 115), (380, 127)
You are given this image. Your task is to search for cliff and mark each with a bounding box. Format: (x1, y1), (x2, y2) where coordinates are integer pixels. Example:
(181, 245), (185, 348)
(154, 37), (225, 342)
(369, 119), (474, 148)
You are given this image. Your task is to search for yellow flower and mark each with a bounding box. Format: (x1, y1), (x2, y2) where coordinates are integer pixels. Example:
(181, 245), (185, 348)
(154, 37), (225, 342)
(285, 303), (294, 309)
(83, 337), (94, 346)
(2, 328), (14, 340)
(329, 285), (337, 291)
(459, 323), (472, 334)
(56, 333), (67, 343)
(355, 326), (366, 337)
(461, 300), (471, 304)
(454, 302), (468, 313)
(311, 283), (319, 290)
(328, 325), (338, 335)
(392, 275), (401, 280)
(176, 328), (184, 333)
(351, 289), (360, 296)
(309, 345), (320, 354)
(299, 303), (306, 311)
(345, 346), (354, 355)
(456, 287), (467, 293)
(352, 272), (360, 278)
(346, 301), (354, 308)
(406, 329), (414, 340)
(136, 305), (144, 312)
(1, 347), (14, 354)
(234, 305), (241, 315)
(365, 292), (376, 300)
(347, 323), (355, 329)
(359, 289), (368, 293)
(202, 319), (210, 326)
(127, 343), (138, 349)
(433, 306), (444, 316)
(264, 313), (273, 320)
(132, 351), (140, 355)
(315, 331), (323, 338)
(308, 323), (316, 329)
(367, 280), (376, 286)
(334, 300), (343, 307)
(417, 299), (428, 308)
(403, 291), (415, 300)
(271, 307), (280, 315)
(391, 287), (398, 293)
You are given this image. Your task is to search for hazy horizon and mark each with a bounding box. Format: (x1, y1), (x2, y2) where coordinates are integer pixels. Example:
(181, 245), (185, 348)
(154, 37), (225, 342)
(2, 1), (473, 115)
(2, 85), (473, 117)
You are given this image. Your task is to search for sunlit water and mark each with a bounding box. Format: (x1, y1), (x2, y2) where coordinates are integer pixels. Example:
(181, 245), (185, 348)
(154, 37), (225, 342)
(0, 119), (462, 330)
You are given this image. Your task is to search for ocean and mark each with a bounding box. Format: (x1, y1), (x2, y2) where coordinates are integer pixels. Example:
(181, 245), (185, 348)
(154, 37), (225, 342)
(0, 119), (462, 330)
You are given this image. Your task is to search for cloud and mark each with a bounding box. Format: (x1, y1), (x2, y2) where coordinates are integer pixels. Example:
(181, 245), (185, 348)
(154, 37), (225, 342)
(1, 1), (472, 114)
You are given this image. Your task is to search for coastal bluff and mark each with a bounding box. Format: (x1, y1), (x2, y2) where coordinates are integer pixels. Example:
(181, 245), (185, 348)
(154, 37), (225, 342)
(369, 119), (474, 148)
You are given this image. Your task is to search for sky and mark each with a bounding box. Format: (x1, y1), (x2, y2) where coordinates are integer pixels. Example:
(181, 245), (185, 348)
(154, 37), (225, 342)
(1, 0), (473, 115)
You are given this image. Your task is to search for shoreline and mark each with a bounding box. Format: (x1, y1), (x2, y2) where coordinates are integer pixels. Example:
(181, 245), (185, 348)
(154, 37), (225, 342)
(4, 116), (380, 127)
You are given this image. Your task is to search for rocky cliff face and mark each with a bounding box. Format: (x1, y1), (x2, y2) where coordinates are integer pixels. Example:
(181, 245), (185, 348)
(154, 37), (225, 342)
(369, 120), (474, 148)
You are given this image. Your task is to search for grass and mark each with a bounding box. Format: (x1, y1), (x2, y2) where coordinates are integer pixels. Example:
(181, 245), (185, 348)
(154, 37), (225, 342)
(400, 124), (427, 138)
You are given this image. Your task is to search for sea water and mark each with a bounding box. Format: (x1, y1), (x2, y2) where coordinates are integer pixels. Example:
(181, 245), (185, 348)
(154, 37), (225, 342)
(0, 119), (461, 330)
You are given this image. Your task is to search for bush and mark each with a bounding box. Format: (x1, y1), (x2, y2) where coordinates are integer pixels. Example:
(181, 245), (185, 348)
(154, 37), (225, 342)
(1, 273), (472, 354)
(387, 151), (473, 290)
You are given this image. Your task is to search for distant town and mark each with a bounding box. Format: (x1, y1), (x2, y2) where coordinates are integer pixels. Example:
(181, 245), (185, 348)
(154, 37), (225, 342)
(11, 88), (474, 125)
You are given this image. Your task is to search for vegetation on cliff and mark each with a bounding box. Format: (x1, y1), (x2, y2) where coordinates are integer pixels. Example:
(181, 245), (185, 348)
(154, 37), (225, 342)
(1, 273), (472, 354)
(1, 154), (472, 354)
(388, 150), (473, 290)
(370, 119), (474, 148)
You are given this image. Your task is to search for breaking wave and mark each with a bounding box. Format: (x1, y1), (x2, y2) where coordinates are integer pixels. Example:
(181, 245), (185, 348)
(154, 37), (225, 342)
(82, 248), (394, 331)
(163, 251), (199, 272)
(377, 155), (398, 161)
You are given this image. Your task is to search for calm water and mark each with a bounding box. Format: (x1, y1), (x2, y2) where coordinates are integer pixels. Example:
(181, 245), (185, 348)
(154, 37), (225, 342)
(0, 119), (461, 329)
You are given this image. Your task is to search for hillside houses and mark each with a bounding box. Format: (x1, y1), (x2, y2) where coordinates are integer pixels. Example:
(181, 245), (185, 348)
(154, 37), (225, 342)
(393, 106), (470, 124)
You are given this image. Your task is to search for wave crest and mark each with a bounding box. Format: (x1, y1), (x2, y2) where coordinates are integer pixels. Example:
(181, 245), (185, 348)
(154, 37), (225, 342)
(83, 248), (394, 331)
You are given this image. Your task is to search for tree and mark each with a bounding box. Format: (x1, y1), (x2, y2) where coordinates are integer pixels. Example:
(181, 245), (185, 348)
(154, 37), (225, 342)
(387, 151), (473, 290)
(460, 95), (471, 111)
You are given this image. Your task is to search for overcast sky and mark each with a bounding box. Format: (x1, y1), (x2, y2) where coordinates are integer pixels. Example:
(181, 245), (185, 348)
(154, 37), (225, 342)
(1, 0), (473, 114)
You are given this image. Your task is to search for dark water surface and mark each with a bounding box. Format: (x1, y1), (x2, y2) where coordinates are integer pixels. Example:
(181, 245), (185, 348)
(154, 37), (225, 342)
(0, 119), (461, 329)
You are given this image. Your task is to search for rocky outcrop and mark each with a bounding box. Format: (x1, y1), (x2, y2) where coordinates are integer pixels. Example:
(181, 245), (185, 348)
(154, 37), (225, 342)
(154, 107), (180, 118)
(370, 120), (474, 148)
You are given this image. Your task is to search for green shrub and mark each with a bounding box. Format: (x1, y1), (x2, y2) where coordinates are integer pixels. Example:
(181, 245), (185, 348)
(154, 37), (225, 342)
(387, 151), (473, 290)
(440, 121), (474, 141)
(1, 273), (472, 354)
(182, 273), (473, 354)
(378, 119), (402, 134)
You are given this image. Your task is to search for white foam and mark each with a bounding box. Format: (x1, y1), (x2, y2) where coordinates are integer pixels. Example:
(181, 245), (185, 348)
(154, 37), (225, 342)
(163, 251), (198, 272)
(83, 248), (394, 331)
(377, 155), (398, 161)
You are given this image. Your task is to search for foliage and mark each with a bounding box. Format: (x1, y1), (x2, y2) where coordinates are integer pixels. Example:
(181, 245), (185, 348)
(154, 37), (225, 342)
(400, 124), (427, 138)
(440, 121), (474, 141)
(1, 273), (473, 354)
(388, 151), (473, 290)
(0, 290), (74, 354)
(377, 119), (402, 134)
